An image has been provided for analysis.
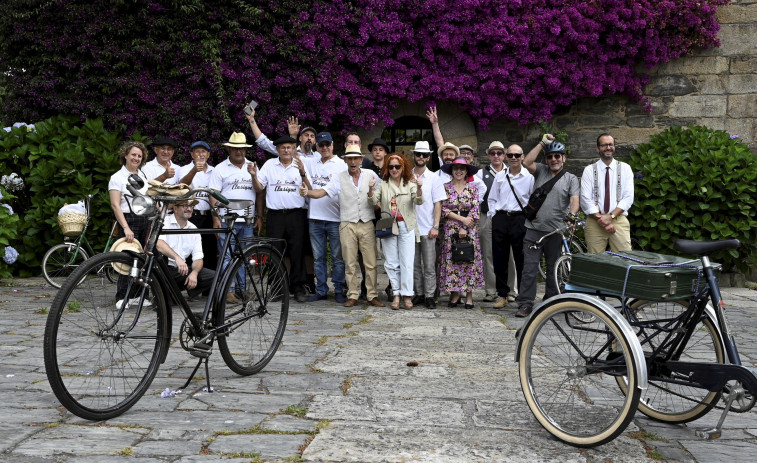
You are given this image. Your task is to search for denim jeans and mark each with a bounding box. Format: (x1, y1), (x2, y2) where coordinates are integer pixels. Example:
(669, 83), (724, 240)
(309, 219), (346, 296)
(382, 221), (416, 297)
(217, 221), (254, 292)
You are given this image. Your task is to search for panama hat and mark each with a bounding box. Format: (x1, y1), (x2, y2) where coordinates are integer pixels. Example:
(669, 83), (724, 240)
(343, 146), (364, 157)
(111, 238), (144, 275)
(437, 142), (460, 157)
(412, 141), (432, 153)
(223, 132), (252, 148)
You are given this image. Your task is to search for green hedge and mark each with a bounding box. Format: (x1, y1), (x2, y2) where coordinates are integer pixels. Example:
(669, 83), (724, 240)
(628, 126), (757, 273)
(0, 116), (143, 276)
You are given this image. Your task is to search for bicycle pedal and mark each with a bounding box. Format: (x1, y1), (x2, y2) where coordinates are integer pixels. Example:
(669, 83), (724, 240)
(189, 342), (212, 359)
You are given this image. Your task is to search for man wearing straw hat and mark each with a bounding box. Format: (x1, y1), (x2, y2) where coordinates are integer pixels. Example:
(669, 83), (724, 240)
(157, 199), (215, 301)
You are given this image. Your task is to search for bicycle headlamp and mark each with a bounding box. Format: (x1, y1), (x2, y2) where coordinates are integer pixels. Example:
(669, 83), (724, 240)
(131, 196), (157, 216)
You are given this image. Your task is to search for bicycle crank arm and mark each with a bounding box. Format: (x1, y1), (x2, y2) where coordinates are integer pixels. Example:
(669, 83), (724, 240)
(665, 361), (757, 395)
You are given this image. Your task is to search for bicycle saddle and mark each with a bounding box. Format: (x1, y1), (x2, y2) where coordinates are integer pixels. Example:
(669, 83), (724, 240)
(674, 239), (741, 256)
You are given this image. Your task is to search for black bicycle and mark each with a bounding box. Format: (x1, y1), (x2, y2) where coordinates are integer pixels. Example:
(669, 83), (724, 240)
(516, 239), (757, 447)
(43, 175), (289, 420)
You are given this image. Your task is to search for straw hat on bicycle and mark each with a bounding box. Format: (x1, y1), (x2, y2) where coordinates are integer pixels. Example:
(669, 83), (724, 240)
(111, 238), (144, 275)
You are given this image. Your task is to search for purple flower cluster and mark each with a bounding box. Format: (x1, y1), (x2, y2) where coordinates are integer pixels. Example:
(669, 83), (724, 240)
(0, 0), (727, 149)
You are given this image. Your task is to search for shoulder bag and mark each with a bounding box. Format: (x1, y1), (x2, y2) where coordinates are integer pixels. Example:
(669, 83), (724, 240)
(522, 168), (566, 220)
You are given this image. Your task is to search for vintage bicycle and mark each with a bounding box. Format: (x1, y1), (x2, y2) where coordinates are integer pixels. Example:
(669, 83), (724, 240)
(41, 195), (118, 288)
(43, 175), (289, 420)
(516, 239), (757, 447)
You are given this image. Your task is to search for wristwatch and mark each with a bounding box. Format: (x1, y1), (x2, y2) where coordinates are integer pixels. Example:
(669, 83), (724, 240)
(610, 213), (617, 220)
(432, 225), (439, 230)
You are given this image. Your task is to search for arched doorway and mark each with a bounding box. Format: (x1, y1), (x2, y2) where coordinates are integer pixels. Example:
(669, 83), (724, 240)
(380, 116), (440, 171)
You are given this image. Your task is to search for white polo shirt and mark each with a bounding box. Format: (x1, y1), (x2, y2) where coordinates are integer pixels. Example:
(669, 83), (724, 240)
(158, 214), (203, 267)
(208, 158), (256, 218)
(257, 157), (307, 210)
(174, 163), (215, 211)
(142, 158), (181, 184)
(437, 169), (488, 202)
(305, 156), (347, 222)
(413, 168), (447, 235)
(487, 168), (534, 217)
(108, 166), (149, 213)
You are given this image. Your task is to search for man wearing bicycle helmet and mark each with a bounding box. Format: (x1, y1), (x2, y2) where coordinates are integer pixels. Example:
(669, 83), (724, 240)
(516, 135), (580, 317)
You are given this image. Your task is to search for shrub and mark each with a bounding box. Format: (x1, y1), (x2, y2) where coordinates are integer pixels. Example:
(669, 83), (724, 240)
(0, 116), (139, 276)
(628, 126), (757, 273)
(0, 185), (20, 280)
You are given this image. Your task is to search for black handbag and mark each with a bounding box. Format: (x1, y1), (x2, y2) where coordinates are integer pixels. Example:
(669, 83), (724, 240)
(375, 212), (395, 238)
(451, 234), (474, 263)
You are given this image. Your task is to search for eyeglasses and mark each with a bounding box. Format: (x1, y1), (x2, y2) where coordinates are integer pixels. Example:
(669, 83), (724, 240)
(413, 152), (431, 157)
(546, 153), (563, 160)
(599, 143), (615, 148)
(506, 152), (523, 158)
(317, 142), (332, 148)
(488, 151), (504, 156)
(388, 164), (402, 170)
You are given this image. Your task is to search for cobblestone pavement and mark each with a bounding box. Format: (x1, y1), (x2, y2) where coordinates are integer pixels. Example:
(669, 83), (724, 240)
(1, 273), (756, 462)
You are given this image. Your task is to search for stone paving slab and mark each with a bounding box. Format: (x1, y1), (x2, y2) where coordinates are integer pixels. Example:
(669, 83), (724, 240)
(1, 275), (756, 461)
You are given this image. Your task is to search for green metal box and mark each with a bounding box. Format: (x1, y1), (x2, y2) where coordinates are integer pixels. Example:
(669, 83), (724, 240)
(567, 251), (719, 301)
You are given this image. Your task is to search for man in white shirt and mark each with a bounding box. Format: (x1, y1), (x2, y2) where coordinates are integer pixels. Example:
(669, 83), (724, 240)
(156, 200), (215, 301)
(410, 142), (447, 309)
(250, 135), (311, 303)
(176, 140), (217, 270)
(208, 132), (264, 303)
(580, 133), (634, 253)
(247, 109), (321, 162)
(143, 136), (181, 184)
(301, 146), (385, 308)
(487, 143), (534, 309)
(304, 132), (348, 303)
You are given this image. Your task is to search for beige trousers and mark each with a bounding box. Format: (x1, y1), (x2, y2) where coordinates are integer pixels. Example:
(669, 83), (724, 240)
(585, 215), (632, 253)
(341, 221), (378, 300)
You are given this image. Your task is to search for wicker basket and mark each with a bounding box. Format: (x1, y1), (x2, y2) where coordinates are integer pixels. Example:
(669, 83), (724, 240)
(58, 212), (87, 237)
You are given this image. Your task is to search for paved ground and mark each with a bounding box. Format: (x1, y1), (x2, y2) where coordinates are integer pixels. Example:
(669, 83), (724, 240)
(1, 270), (756, 462)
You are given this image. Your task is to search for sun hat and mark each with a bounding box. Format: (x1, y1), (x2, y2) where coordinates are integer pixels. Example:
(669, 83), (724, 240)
(412, 141), (433, 153)
(273, 135), (297, 146)
(368, 138), (389, 152)
(440, 157), (478, 177)
(437, 142), (460, 157)
(152, 136), (177, 147)
(486, 141), (505, 153)
(316, 132), (333, 144)
(111, 238), (144, 275)
(223, 132), (252, 148)
(190, 141), (211, 151)
(343, 146), (364, 158)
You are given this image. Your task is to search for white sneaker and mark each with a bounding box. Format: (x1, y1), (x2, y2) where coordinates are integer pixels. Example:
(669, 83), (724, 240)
(116, 297), (153, 310)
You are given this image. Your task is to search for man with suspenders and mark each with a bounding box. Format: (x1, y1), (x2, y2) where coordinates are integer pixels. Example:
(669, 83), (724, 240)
(580, 133), (635, 253)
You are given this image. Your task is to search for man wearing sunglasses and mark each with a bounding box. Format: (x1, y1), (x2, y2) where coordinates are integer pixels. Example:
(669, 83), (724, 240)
(515, 135), (580, 317)
(485, 142), (534, 309)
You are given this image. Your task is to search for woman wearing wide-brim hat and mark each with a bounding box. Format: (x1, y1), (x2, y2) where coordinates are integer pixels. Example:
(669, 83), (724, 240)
(438, 157), (484, 310)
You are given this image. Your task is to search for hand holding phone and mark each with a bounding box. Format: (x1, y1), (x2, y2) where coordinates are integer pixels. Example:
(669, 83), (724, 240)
(244, 100), (258, 116)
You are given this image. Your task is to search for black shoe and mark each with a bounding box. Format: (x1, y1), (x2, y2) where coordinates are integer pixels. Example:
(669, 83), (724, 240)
(426, 297), (436, 310)
(385, 284), (392, 300)
(307, 293), (327, 302)
(464, 303), (474, 310)
(515, 305), (533, 318)
(411, 295), (425, 306)
(294, 287), (308, 303)
(448, 299), (459, 308)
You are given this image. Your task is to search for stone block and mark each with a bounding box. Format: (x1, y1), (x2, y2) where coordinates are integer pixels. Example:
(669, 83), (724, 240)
(730, 57), (757, 74)
(600, 127), (661, 146)
(728, 93), (757, 117)
(725, 119), (754, 142)
(656, 56), (729, 75)
(716, 3), (757, 24)
(645, 75), (697, 96)
(695, 118), (727, 131)
(692, 74), (727, 94)
(727, 73), (757, 93)
(716, 23), (757, 56)
(627, 115), (655, 128)
(668, 95), (727, 118)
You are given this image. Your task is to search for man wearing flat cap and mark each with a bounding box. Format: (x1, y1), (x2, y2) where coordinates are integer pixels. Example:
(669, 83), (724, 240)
(250, 135), (311, 303)
(144, 136), (181, 184)
(209, 132), (264, 303)
(157, 200), (215, 301)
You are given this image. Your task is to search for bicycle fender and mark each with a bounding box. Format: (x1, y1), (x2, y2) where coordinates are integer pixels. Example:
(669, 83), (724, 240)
(514, 292), (648, 390)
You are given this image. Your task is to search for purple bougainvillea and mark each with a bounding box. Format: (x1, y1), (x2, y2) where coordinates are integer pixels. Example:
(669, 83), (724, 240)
(0, 0), (728, 151)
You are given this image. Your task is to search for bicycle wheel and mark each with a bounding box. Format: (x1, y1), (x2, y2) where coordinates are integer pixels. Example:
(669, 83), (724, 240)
(43, 252), (169, 420)
(616, 300), (724, 423)
(519, 299), (641, 447)
(42, 243), (90, 289)
(216, 245), (289, 375)
(539, 240), (583, 279)
(553, 254), (572, 295)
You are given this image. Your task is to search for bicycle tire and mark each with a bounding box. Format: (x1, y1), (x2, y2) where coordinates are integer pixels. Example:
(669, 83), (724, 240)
(42, 243), (90, 289)
(216, 245), (289, 375)
(519, 299), (641, 447)
(616, 300), (724, 423)
(553, 254), (572, 295)
(539, 240), (583, 280)
(43, 252), (169, 420)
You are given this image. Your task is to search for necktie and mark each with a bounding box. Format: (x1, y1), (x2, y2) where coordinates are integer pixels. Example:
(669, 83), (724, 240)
(604, 166), (611, 214)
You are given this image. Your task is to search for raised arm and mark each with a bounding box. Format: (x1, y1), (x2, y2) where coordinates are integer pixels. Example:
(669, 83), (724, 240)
(523, 134), (554, 174)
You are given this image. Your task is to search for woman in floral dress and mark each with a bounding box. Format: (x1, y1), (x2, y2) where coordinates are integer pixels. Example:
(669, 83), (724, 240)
(439, 157), (484, 309)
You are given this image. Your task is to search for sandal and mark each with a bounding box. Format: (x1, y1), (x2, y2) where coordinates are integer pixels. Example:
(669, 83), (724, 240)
(391, 298), (401, 310)
(403, 299), (413, 310)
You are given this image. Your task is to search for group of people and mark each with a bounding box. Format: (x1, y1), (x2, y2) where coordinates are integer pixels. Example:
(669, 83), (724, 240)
(107, 106), (634, 316)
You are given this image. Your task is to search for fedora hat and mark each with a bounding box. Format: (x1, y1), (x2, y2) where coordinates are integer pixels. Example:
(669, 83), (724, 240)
(368, 138), (389, 152)
(437, 142), (460, 157)
(412, 141), (432, 153)
(440, 157), (478, 177)
(223, 132), (252, 148)
(343, 146), (364, 158)
(111, 238), (144, 275)
(486, 141), (505, 153)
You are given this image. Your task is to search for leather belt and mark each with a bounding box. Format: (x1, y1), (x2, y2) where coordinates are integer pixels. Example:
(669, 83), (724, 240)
(192, 210), (211, 216)
(496, 210), (524, 216)
(268, 208), (304, 214)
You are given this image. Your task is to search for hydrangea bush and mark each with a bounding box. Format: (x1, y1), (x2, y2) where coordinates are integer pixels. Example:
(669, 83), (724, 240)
(0, 0), (727, 149)
(0, 185), (20, 280)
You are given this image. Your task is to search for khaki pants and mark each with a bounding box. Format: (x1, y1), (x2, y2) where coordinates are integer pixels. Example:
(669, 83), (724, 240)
(341, 221), (378, 300)
(585, 215), (632, 253)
